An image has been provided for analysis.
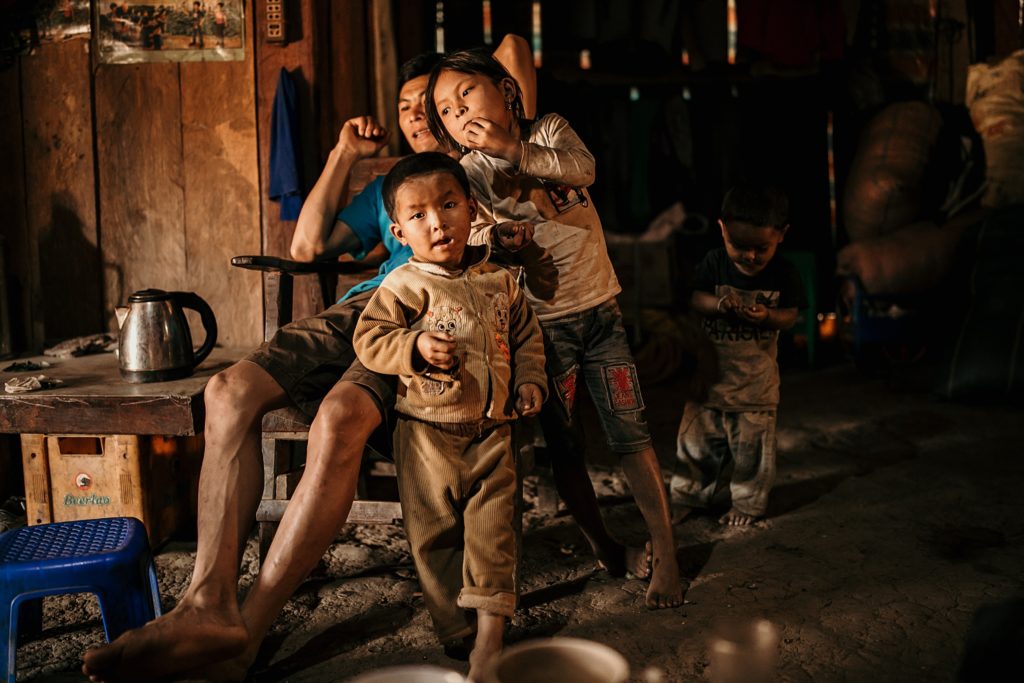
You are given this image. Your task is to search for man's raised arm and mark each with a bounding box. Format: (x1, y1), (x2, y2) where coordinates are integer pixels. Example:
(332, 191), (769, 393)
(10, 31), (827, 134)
(290, 116), (389, 262)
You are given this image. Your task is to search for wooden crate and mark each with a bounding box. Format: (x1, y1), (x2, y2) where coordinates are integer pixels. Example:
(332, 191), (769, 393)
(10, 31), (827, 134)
(20, 433), (201, 546)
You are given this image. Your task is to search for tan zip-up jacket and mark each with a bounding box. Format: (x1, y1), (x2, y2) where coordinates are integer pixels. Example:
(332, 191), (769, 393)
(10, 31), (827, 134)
(353, 244), (547, 424)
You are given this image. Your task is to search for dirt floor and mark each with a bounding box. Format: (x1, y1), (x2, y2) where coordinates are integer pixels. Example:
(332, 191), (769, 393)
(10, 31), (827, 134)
(12, 358), (1024, 682)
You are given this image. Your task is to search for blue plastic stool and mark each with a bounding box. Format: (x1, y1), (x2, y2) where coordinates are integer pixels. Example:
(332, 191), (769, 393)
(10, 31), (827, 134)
(0, 517), (162, 682)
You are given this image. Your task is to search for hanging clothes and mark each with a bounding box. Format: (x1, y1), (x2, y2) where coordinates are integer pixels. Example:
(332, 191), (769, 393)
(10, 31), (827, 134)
(269, 67), (303, 220)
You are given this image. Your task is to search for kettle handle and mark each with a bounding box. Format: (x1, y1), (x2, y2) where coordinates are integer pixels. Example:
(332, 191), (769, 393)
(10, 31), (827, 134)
(173, 292), (218, 366)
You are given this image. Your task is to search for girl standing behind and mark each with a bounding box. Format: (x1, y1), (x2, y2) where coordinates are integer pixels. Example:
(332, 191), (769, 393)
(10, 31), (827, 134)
(425, 50), (683, 609)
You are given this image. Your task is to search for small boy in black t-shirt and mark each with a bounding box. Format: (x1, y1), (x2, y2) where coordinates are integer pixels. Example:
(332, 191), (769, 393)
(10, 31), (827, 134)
(671, 183), (807, 526)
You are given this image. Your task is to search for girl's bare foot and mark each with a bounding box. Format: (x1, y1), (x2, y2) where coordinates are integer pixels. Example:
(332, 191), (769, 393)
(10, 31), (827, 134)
(81, 602), (248, 683)
(645, 549), (685, 610)
(719, 508), (758, 526)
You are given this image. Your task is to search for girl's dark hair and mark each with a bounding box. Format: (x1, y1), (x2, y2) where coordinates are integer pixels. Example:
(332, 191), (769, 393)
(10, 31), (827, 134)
(424, 48), (525, 154)
(720, 183), (789, 230)
(382, 152), (472, 222)
(398, 52), (444, 89)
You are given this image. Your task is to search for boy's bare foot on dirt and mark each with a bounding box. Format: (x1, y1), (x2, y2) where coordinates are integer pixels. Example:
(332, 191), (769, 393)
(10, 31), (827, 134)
(596, 540), (651, 579)
(719, 508), (758, 526)
(81, 603), (248, 683)
(645, 550), (685, 610)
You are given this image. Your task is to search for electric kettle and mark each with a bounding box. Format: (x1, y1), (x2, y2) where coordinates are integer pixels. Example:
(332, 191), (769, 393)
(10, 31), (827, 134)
(115, 289), (218, 383)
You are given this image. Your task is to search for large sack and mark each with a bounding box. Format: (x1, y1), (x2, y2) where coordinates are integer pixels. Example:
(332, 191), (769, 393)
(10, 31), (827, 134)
(937, 206), (1024, 401)
(966, 50), (1024, 207)
(843, 101), (942, 242)
(835, 213), (976, 295)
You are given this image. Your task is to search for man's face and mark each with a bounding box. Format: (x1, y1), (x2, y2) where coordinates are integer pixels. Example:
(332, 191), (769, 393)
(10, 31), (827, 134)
(390, 171), (476, 268)
(719, 219), (786, 277)
(398, 75), (442, 154)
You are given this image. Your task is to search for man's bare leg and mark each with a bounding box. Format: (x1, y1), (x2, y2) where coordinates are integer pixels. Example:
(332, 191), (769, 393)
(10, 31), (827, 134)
(83, 360), (289, 683)
(620, 446), (684, 609)
(201, 380), (381, 680)
(468, 611), (505, 682)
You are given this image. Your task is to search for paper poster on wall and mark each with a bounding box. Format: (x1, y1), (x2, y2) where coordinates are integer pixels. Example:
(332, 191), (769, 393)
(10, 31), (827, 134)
(16, 0), (91, 49)
(94, 0), (245, 64)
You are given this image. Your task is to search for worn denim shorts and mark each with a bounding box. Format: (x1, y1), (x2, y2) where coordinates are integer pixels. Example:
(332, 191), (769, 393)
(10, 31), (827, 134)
(246, 289), (397, 422)
(540, 298), (652, 454)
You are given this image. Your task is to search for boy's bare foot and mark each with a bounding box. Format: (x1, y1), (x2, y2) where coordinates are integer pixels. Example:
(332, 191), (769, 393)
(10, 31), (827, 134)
(81, 602), (248, 683)
(719, 508), (758, 526)
(645, 550), (684, 610)
(596, 540), (651, 579)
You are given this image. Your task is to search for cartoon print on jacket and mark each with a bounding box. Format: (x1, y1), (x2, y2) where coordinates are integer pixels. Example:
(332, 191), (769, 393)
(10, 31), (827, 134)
(427, 305), (464, 335)
(491, 292), (511, 362)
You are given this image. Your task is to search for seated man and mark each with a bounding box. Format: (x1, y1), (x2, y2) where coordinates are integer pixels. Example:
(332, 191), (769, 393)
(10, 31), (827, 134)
(82, 34), (535, 683)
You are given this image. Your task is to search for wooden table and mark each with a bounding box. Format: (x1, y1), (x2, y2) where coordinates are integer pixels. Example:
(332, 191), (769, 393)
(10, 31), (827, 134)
(0, 347), (244, 436)
(0, 348), (244, 533)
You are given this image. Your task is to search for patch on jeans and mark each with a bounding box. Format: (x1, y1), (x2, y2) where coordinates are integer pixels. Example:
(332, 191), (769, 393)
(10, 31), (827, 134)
(553, 366), (578, 415)
(602, 363), (643, 412)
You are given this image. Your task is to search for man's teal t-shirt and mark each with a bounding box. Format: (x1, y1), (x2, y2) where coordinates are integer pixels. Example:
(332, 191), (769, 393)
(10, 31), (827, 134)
(336, 175), (412, 302)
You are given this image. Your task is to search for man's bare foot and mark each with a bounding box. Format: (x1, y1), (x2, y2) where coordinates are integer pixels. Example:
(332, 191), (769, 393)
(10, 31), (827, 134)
(81, 602), (248, 683)
(596, 540), (651, 579)
(672, 505), (695, 525)
(645, 549), (684, 610)
(186, 637), (259, 682)
(719, 508), (758, 526)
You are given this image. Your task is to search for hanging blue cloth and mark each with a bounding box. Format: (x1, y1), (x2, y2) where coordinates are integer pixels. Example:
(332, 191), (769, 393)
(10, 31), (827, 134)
(269, 67), (303, 220)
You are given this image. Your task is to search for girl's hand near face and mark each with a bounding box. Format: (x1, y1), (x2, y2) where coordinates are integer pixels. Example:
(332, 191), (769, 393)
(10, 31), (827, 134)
(462, 118), (522, 165)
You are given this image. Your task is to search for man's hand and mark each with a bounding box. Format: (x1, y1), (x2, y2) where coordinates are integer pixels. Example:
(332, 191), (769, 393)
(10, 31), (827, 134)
(516, 383), (543, 416)
(415, 332), (458, 370)
(336, 116), (389, 159)
(495, 221), (534, 252)
(462, 118), (521, 164)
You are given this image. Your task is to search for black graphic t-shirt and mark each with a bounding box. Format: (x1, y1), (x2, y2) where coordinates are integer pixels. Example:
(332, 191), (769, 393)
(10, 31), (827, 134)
(694, 248), (807, 410)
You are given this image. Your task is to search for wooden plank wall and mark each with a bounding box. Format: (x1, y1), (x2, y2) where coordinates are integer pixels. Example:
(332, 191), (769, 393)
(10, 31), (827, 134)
(0, 2), (266, 353)
(0, 0), (379, 355)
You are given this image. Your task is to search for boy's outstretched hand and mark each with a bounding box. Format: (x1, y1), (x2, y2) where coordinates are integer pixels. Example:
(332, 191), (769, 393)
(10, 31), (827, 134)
(495, 221), (534, 252)
(516, 383), (543, 416)
(416, 331), (458, 370)
(736, 303), (769, 324)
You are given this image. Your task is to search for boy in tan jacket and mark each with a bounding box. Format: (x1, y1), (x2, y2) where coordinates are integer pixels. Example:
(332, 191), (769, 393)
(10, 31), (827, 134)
(353, 152), (546, 678)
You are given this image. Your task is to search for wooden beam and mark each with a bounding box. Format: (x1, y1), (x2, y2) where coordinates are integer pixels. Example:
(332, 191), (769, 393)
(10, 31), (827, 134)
(254, 0), (329, 322)
(0, 60), (35, 352)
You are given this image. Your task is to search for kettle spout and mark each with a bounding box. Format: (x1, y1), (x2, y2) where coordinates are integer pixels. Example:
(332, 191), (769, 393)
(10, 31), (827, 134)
(114, 306), (129, 329)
